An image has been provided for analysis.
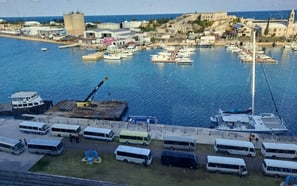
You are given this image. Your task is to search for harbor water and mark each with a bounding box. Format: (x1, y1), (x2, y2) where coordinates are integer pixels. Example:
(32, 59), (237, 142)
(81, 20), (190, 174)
(0, 37), (296, 134)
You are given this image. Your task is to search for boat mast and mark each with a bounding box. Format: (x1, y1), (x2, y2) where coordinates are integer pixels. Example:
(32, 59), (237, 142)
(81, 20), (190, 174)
(251, 30), (256, 115)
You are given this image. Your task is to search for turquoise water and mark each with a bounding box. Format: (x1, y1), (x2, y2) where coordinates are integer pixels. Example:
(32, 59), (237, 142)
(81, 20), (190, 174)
(0, 37), (297, 134)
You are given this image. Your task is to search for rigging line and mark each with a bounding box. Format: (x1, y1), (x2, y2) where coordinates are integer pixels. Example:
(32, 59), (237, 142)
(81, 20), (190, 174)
(260, 64), (279, 114)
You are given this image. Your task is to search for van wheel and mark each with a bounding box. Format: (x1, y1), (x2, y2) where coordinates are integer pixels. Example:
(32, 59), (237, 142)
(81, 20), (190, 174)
(124, 159), (128, 163)
(189, 148), (193, 151)
(126, 141), (129, 145)
(247, 154), (252, 157)
(143, 143), (147, 146)
(170, 147), (174, 150)
(58, 134), (61, 137)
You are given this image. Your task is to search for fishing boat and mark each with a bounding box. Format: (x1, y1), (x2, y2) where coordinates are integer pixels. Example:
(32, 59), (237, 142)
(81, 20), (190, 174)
(9, 91), (53, 115)
(210, 31), (287, 134)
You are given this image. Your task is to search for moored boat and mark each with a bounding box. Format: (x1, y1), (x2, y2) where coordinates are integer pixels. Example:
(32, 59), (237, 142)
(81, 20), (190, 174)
(210, 31), (287, 134)
(124, 115), (158, 124)
(9, 91), (53, 115)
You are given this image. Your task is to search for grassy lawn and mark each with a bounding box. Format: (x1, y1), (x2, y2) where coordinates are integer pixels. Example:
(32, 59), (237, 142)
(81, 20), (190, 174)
(30, 149), (283, 186)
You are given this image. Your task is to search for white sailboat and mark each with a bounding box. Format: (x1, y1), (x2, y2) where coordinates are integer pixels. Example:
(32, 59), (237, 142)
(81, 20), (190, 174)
(210, 31), (287, 133)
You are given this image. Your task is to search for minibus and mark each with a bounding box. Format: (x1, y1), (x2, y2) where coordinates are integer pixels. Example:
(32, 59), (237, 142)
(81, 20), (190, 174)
(50, 123), (81, 137)
(261, 142), (297, 159)
(119, 130), (151, 145)
(161, 150), (198, 169)
(214, 138), (256, 157)
(19, 121), (49, 135)
(262, 159), (297, 177)
(0, 136), (25, 155)
(114, 145), (152, 166)
(27, 138), (64, 155)
(83, 126), (115, 141)
(163, 135), (196, 151)
(206, 155), (248, 176)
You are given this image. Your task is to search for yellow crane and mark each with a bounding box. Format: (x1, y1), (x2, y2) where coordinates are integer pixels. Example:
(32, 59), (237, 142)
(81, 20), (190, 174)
(76, 77), (108, 107)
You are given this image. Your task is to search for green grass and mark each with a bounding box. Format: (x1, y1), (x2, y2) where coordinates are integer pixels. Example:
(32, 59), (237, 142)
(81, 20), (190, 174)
(30, 149), (283, 186)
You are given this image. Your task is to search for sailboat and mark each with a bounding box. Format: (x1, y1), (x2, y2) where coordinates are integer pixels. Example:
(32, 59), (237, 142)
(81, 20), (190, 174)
(210, 31), (287, 133)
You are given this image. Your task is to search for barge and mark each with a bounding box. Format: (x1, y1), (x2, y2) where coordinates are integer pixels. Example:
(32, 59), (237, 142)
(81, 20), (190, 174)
(44, 100), (128, 120)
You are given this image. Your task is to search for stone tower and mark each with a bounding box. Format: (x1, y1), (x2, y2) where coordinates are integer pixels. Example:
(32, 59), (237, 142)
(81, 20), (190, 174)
(286, 9), (295, 37)
(63, 12), (85, 36)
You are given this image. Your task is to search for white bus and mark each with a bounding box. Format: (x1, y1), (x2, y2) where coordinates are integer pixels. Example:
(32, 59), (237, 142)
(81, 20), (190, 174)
(119, 130), (151, 145)
(83, 126), (115, 142)
(214, 138), (256, 157)
(206, 155), (248, 176)
(0, 136), (25, 155)
(163, 135), (196, 151)
(19, 121), (50, 135)
(261, 142), (297, 159)
(27, 138), (64, 155)
(50, 124), (81, 137)
(262, 159), (297, 177)
(114, 145), (152, 166)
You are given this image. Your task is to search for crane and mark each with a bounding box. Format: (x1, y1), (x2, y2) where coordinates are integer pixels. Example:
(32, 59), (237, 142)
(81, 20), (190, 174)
(76, 77), (108, 108)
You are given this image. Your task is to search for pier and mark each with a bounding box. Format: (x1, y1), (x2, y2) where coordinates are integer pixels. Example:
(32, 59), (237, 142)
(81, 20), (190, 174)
(82, 51), (104, 61)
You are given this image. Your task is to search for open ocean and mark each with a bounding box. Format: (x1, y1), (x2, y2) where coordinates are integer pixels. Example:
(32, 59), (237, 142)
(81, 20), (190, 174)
(1, 10), (297, 134)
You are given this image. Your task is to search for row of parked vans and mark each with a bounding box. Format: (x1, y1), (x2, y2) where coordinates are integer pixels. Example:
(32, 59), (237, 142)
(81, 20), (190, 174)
(4, 121), (297, 177)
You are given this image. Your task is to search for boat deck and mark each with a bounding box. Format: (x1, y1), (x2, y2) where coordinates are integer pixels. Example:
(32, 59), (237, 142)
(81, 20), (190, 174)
(44, 100), (128, 121)
(260, 117), (287, 130)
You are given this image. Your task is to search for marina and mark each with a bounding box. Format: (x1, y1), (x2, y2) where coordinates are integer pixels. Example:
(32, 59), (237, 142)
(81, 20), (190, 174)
(0, 36), (296, 134)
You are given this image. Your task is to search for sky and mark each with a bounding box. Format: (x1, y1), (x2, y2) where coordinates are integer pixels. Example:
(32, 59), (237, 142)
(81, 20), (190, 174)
(0, 0), (296, 17)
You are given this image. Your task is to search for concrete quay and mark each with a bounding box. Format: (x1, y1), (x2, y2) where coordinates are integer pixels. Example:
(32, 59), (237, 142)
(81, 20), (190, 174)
(30, 114), (297, 149)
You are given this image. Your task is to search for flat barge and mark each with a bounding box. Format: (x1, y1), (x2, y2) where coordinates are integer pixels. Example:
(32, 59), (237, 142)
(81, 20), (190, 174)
(44, 100), (128, 121)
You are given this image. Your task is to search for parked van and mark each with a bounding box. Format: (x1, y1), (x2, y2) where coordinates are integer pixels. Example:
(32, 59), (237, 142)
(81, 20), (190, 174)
(163, 135), (196, 151)
(161, 150), (198, 169)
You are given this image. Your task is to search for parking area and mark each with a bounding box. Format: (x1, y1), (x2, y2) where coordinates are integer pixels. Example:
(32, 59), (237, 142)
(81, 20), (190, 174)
(0, 118), (61, 171)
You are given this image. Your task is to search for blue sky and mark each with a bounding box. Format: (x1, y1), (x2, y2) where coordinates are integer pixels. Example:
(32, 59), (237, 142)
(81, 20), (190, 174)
(0, 0), (296, 17)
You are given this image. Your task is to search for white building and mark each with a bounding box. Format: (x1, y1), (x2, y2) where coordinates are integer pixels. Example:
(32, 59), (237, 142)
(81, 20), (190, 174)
(21, 26), (64, 37)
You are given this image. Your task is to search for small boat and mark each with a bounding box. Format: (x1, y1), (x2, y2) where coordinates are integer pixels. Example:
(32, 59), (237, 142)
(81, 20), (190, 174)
(124, 116), (158, 124)
(103, 52), (122, 60)
(41, 48), (47, 51)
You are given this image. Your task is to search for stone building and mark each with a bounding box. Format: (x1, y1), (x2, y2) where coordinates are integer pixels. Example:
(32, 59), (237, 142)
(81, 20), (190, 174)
(254, 9), (297, 38)
(63, 12), (85, 36)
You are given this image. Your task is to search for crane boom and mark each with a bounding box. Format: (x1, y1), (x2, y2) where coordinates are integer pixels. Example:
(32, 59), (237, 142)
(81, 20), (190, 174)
(84, 77), (108, 102)
(76, 77), (108, 108)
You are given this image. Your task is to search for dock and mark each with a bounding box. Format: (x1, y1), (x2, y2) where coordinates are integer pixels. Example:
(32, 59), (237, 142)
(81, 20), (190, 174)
(82, 51), (104, 61)
(44, 100), (128, 120)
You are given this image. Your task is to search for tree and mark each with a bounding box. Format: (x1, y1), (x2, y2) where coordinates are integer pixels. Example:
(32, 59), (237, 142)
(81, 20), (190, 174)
(264, 18), (270, 36)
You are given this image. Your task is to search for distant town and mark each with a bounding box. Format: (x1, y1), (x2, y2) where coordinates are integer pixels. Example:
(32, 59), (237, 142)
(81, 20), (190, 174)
(0, 10), (296, 51)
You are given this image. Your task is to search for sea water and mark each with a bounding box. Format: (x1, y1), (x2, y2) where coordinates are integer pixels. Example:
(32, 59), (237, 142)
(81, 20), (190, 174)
(0, 37), (296, 134)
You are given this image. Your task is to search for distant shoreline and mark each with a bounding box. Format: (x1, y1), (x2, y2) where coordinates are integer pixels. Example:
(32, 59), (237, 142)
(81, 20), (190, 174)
(0, 34), (288, 48)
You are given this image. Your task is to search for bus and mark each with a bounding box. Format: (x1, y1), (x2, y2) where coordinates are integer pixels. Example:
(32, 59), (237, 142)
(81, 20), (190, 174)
(83, 126), (115, 141)
(114, 145), (152, 166)
(19, 121), (50, 135)
(206, 155), (248, 176)
(27, 138), (64, 155)
(262, 159), (297, 177)
(163, 135), (196, 151)
(214, 138), (256, 157)
(261, 142), (297, 159)
(50, 124), (81, 137)
(161, 150), (198, 169)
(0, 136), (25, 155)
(119, 130), (151, 145)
